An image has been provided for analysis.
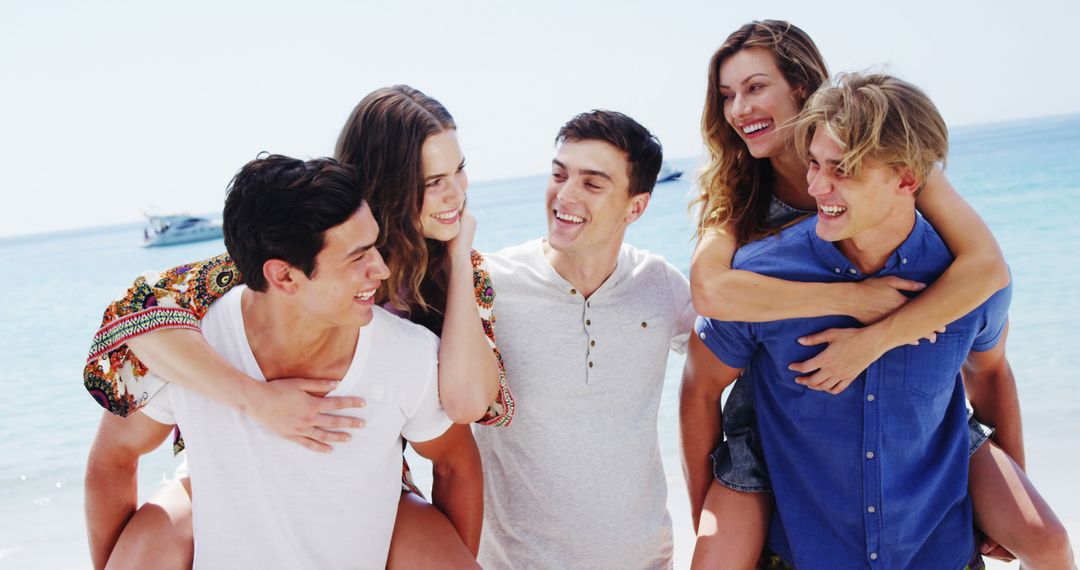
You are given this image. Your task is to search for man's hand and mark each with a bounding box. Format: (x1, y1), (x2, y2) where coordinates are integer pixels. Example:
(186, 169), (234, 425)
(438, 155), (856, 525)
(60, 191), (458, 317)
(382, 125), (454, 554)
(247, 379), (366, 453)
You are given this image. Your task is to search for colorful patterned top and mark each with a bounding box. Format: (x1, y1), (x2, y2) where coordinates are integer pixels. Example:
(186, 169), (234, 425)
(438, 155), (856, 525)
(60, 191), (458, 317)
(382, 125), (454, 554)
(84, 249), (515, 452)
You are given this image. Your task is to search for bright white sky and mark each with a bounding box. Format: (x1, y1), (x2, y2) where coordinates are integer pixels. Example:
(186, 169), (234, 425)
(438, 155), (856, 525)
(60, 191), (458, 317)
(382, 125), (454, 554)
(3, 0), (1078, 238)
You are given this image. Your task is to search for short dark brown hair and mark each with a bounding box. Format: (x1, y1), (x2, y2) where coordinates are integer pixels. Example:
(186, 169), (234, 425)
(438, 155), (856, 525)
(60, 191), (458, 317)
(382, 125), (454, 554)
(223, 154), (364, 292)
(555, 110), (663, 197)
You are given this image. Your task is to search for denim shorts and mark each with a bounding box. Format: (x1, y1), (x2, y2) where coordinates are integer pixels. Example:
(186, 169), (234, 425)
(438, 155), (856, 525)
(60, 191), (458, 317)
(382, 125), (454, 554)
(712, 373), (995, 493)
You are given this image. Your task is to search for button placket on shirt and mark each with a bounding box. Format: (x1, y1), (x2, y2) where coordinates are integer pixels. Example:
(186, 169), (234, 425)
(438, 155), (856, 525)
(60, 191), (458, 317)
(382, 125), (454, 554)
(863, 361), (884, 563)
(579, 291), (596, 380)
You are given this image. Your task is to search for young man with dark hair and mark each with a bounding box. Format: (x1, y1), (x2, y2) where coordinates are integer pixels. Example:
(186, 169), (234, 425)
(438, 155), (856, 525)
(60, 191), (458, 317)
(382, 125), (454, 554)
(475, 110), (696, 568)
(84, 155), (482, 568)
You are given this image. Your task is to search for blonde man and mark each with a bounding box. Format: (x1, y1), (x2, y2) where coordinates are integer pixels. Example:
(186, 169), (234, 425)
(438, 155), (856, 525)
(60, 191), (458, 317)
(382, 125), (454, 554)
(683, 74), (1049, 569)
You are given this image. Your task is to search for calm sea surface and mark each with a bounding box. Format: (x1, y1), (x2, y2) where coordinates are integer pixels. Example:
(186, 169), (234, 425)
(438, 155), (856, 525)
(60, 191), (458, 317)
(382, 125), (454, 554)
(2, 115), (1078, 568)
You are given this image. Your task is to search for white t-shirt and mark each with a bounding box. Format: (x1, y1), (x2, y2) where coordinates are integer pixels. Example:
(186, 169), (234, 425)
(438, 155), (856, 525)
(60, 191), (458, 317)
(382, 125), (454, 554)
(140, 286), (451, 569)
(475, 239), (695, 570)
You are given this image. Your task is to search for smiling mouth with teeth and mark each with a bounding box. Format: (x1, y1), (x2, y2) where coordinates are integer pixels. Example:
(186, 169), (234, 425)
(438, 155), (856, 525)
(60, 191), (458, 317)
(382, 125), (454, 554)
(431, 209), (461, 222)
(819, 204), (847, 217)
(741, 120), (772, 135)
(354, 289), (377, 302)
(554, 210), (585, 224)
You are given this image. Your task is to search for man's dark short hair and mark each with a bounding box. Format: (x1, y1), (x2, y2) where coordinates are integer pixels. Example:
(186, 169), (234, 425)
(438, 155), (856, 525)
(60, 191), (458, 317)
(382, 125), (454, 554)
(555, 110), (664, 197)
(222, 154), (364, 292)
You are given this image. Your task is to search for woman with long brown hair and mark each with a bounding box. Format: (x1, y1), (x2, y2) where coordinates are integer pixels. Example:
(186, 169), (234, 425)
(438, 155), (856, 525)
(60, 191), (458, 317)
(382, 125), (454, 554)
(84, 85), (511, 569)
(683, 20), (1072, 569)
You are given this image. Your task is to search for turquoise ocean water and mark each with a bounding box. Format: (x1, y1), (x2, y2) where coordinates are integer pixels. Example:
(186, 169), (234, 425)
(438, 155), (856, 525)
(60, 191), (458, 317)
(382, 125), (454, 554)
(2, 115), (1078, 568)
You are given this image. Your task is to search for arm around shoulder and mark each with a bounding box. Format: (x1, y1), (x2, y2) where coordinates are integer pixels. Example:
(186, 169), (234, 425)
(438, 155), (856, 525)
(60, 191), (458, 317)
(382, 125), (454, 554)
(84, 254), (242, 417)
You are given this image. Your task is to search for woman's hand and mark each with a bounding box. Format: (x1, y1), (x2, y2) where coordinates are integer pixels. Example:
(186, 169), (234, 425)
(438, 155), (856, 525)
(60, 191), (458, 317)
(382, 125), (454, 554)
(447, 208), (477, 259)
(848, 276), (926, 324)
(246, 379), (366, 452)
(788, 328), (884, 394)
(788, 324), (946, 395)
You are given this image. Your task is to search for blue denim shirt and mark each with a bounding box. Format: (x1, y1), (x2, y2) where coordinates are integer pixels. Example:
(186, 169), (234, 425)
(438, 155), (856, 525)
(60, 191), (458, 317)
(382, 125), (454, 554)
(696, 215), (1011, 570)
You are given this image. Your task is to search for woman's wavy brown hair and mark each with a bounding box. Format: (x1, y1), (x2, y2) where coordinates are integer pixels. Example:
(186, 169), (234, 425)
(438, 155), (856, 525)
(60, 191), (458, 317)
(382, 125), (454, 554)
(334, 85), (456, 331)
(693, 20), (829, 245)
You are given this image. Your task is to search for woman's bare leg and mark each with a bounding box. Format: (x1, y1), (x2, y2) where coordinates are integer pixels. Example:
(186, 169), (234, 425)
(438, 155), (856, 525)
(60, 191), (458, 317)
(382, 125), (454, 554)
(104, 481), (481, 569)
(106, 477), (193, 570)
(387, 491), (480, 569)
(691, 480), (772, 570)
(970, 441), (1075, 569)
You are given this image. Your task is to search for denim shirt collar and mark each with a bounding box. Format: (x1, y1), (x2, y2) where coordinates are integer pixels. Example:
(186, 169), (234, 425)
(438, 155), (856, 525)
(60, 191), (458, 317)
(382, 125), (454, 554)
(809, 214), (927, 279)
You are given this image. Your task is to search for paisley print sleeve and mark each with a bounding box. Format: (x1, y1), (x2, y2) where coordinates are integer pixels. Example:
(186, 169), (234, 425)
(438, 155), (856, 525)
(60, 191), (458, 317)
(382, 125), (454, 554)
(470, 249), (515, 427)
(84, 253), (242, 417)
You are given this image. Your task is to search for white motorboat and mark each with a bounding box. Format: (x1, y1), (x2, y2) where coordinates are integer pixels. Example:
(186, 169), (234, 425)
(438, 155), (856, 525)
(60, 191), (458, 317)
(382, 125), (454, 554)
(142, 214), (223, 247)
(657, 163), (683, 183)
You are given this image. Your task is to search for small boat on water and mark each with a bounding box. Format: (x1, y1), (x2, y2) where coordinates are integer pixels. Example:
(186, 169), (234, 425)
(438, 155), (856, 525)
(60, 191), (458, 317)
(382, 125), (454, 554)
(143, 214), (223, 247)
(657, 163), (683, 183)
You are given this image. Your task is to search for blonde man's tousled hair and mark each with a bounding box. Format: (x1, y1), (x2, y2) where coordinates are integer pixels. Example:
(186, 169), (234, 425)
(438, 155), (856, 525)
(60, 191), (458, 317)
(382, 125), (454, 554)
(794, 73), (948, 192)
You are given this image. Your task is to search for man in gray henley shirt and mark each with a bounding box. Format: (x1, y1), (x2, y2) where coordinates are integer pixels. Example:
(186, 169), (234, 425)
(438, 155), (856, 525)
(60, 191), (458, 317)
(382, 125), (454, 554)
(475, 110), (695, 569)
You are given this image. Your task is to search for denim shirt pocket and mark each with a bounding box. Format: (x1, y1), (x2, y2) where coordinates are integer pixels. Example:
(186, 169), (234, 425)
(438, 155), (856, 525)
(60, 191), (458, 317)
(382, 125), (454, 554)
(903, 332), (967, 398)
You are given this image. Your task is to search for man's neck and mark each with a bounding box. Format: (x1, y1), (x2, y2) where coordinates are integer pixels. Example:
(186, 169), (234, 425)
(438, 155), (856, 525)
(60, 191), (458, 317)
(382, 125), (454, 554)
(543, 240), (621, 299)
(836, 209), (916, 274)
(770, 147), (815, 211)
(241, 288), (359, 384)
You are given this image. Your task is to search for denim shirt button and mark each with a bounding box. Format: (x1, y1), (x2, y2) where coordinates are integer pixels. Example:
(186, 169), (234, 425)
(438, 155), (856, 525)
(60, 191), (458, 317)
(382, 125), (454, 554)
(699, 332), (707, 340)
(866, 394), (876, 402)
(866, 451), (875, 459)
(870, 552), (878, 560)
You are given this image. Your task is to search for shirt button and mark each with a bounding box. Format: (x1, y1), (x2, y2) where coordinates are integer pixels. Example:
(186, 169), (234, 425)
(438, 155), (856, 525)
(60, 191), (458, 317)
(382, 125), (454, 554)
(866, 451), (875, 459)
(867, 505), (876, 513)
(588, 361), (593, 368)
(848, 268), (857, 274)
(699, 332), (707, 340)
(570, 288), (577, 295)
(586, 319), (591, 326)
(867, 394), (876, 402)
(590, 340), (596, 347)
(902, 258), (908, 264)
(870, 552), (878, 561)
(834, 267), (841, 274)
(641, 322), (647, 328)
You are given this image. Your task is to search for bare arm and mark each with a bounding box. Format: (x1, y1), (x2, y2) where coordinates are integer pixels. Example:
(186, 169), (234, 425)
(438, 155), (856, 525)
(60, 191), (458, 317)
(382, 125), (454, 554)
(679, 334), (743, 530)
(84, 254), (364, 451)
(964, 321), (1024, 469)
(85, 411), (173, 569)
(790, 171), (1011, 393)
(128, 331), (363, 451)
(412, 424), (484, 556)
(867, 169), (1010, 347)
(439, 210), (501, 423)
(691, 222), (922, 323)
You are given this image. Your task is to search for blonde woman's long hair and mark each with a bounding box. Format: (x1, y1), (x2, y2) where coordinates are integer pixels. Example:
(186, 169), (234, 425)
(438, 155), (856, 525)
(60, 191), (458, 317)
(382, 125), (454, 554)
(694, 20), (829, 245)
